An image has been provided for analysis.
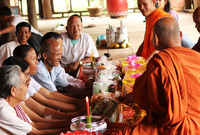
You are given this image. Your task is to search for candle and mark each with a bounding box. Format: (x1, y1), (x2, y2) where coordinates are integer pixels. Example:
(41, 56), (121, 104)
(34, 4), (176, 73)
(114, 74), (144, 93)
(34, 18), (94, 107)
(91, 49), (94, 62)
(86, 96), (90, 116)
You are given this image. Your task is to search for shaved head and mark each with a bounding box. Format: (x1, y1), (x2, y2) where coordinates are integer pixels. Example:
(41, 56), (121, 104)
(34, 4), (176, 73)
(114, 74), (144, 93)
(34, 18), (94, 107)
(153, 17), (181, 50)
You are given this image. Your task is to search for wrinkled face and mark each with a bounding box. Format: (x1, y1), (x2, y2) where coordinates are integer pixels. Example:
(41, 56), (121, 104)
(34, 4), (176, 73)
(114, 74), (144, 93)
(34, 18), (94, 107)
(46, 43), (62, 67)
(137, 0), (156, 17)
(16, 27), (31, 44)
(193, 12), (200, 33)
(157, 0), (167, 10)
(24, 48), (38, 74)
(14, 72), (28, 102)
(67, 16), (83, 40)
(24, 67), (31, 87)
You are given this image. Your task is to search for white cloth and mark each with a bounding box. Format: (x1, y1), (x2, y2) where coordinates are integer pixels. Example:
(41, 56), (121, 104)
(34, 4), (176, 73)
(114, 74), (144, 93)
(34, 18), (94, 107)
(60, 32), (99, 67)
(0, 40), (20, 66)
(27, 77), (42, 97)
(11, 15), (42, 36)
(0, 98), (32, 135)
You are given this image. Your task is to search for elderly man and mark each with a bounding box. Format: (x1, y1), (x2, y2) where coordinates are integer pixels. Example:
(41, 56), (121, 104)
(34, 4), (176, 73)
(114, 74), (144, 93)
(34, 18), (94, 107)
(136, 0), (171, 59)
(32, 39), (90, 97)
(121, 17), (200, 134)
(0, 6), (42, 52)
(60, 14), (99, 76)
(192, 6), (200, 52)
(0, 22), (31, 66)
(0, 65), (69, 134)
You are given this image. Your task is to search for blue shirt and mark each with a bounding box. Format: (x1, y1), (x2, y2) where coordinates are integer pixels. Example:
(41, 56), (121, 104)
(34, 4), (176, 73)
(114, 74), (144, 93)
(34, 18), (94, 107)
(31, 60), (69, 92)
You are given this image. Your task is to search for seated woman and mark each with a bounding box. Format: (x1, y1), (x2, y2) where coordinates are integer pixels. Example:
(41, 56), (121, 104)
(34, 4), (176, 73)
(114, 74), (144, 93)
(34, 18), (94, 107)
(3, 57), (83, 122)
(0, 65), (69, 134)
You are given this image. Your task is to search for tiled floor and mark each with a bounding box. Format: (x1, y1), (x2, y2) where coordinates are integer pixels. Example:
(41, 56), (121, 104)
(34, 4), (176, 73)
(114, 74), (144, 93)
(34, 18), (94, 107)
(38, 11), (199, 62)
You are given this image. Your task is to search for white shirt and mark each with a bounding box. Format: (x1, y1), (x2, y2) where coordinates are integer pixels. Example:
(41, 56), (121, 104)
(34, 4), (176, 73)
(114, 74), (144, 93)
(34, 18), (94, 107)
(11, 15), (42, 36)
(60, 32), (99, 68)
(0, 98), (32, 135)
(0, 40), (20, 66)
(27, 77), (42, 97)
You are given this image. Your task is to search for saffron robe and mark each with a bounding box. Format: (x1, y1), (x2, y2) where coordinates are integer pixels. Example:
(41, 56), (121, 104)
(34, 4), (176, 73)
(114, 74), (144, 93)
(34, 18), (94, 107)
(140, 8), (172, 59)
(121, 47), (200, 134)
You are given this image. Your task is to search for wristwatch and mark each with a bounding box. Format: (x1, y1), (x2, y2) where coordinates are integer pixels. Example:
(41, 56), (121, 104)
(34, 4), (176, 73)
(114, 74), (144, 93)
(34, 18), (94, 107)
(79, 60), (83, 66)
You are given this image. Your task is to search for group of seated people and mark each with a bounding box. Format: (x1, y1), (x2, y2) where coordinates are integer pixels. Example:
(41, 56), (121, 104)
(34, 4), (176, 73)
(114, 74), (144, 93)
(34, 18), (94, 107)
(1, 1), (200, 134)
(0, 6), (99, 134)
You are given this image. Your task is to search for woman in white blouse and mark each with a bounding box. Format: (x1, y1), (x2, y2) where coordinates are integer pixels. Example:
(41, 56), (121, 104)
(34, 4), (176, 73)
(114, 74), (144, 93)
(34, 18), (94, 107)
(0, 65), (69, 135)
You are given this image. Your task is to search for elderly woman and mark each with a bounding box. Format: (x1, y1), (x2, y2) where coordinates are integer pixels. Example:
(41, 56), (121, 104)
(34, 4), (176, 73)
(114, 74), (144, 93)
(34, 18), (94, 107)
(0, 59), (71, 134)
(0, 65), (32, 134)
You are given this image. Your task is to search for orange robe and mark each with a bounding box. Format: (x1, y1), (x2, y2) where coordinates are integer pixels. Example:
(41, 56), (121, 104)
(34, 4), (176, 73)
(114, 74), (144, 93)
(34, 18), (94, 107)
(121, 47), (200, 134)
(192, 37), (200, 52)
(140, 8), (172, 59)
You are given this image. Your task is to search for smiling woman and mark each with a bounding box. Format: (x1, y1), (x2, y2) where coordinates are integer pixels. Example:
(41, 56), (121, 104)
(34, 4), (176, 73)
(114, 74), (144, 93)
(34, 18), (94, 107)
(0, 65), (33, 135)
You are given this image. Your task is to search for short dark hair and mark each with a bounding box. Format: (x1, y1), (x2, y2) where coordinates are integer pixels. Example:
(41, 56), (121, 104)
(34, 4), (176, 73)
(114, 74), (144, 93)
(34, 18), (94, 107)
(0, 65), (21, 99)
(0, 6), (12, 16)
(13, 45), (34, 60)
(16, 22), (31, 32)
(40, 39), (56, 58)
(68, 14), (83, 23)
(3, 57), (29, 72)
(41, 32), (62, 44)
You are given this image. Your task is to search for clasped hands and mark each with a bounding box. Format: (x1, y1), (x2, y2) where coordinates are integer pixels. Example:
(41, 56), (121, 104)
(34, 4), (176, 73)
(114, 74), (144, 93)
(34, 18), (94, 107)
(65, 61), (80, 73)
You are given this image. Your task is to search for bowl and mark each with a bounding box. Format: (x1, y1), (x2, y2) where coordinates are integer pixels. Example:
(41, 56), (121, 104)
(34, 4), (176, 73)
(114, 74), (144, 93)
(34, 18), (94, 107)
(70, 115), (107, 134)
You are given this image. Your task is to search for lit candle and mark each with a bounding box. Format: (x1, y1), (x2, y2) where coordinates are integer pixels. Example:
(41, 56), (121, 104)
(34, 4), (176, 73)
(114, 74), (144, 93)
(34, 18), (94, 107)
(86, 96), (90, 116)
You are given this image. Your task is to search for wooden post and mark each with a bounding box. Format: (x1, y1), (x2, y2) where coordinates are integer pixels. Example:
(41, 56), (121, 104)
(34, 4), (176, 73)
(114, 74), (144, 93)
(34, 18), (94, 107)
(42, 0), (52, 19)
(184, 0), (192, 9)
(27, 0), (39, 30)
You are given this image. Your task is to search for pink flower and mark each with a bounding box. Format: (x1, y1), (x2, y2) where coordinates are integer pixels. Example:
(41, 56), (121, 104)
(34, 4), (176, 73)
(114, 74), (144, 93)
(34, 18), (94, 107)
(127, 55), (137, 61)
(131, 73), (142, 78)
(129, 61), (140, 68)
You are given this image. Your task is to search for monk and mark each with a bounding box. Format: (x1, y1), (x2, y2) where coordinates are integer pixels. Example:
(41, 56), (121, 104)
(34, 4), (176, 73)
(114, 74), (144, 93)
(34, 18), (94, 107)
(136, 0), (172, 59)
(192, 6), (200, 52)
(120, 17), (200, 134)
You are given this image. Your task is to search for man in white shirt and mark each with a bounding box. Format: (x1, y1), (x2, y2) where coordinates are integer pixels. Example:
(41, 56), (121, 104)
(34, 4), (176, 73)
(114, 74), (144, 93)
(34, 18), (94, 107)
(0, 6), (42, 53)
(60, 14), (99, 77)
(0, 22), (31, 66)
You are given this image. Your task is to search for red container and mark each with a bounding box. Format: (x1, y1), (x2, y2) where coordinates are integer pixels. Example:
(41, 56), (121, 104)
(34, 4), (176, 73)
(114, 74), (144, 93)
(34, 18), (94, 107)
(107, 0), (128, 18)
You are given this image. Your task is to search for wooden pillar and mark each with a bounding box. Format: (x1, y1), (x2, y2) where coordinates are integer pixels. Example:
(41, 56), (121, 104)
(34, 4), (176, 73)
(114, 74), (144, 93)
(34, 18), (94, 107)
(193, 0), (200, 9)
(42, 0), (52, 19)
(0, 0), (10, 8)
(184, 0), (192, 9)
(27, 0), (38, 30)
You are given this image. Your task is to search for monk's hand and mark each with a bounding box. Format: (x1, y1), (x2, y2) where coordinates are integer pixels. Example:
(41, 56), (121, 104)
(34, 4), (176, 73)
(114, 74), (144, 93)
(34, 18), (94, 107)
(66, 61), (79, 72)
(124, 92), (135, 105)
